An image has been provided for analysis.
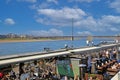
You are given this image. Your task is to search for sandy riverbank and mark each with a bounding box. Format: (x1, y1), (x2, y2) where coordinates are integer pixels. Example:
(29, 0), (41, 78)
(0, 39), (55, 43)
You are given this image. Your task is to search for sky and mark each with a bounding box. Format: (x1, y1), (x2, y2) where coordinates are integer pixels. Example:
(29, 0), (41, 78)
(0, 0), (120, 36)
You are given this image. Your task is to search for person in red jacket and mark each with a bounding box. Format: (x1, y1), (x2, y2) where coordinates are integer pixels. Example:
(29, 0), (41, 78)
(0, 72), (3, 79)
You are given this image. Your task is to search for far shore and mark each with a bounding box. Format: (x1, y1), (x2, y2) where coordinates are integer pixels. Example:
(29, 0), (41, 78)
(0, 38), (72, 43)
(0, 39), (56, 43)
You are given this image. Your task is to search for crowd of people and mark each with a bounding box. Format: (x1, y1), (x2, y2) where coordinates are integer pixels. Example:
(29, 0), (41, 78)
(19, 59), (59, 80)
(0, 58), (59, 80)
(94, 48), (120, 79)
(84, 47), (120, 80)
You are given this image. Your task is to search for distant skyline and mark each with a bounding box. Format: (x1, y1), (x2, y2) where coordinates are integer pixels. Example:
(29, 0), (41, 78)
(0, 0), (120, 36)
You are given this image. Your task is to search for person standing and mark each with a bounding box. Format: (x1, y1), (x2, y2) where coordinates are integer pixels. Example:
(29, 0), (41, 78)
(86, 40), (89, 46)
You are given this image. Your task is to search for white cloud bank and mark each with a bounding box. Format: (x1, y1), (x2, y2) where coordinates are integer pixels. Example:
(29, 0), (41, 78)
(36, 7), (87, 27)
(37, 7), (86, 19)
(35, 7), (120, 33)
(97, 15), (120, 32)
(4, 18), (15, 25)
(31, 28), (63, 36)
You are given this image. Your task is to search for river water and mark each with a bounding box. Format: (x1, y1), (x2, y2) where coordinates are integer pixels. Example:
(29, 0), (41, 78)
(0, 38), (114, 56)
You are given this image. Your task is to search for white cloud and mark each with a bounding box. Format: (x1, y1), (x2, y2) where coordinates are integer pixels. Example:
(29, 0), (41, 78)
(33, 6), (120, 34)
(110, 0), (120, 13)
(31, 28), (63, 36)
(77, 31), (92, 36)
(17, 0), (37, 3)
(97, 15), (120, 31)
(37, 7), (86, 19)
(100, 15), (120, 24)
(4, 18), (15, 25)
(36, 7), (99, 31)
(36, 7), (87, 26)
(29, 0), (58, 10)
(75, 0), (93, 3)
(109, 27), (119, 32)
(68, 0), (100, 3)
(47, 0), (58, 4)
(75, 16), (98, 31)
(6, 0), (11, 4)
(30, 2), (50, 9)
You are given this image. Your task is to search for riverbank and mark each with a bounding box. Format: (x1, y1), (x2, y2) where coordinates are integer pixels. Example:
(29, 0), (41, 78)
(0, 39), (57, 43)
(0, 37), (73, 43)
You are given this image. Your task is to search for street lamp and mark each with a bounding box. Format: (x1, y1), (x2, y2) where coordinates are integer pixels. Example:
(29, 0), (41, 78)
(71, 18), (74, 48)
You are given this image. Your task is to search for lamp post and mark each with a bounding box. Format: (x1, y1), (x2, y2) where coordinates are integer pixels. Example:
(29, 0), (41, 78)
(71, 18), (74, 48)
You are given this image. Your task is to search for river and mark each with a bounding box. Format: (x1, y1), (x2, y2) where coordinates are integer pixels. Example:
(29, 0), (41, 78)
(0, 38), (114, 56)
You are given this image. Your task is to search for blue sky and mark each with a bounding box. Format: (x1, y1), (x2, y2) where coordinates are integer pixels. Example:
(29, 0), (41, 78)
(0, 0), (120, 36)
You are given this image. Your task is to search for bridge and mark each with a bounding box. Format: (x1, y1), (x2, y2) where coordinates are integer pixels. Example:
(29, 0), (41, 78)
(36, 36), (120, 40)
(0, 43), (120, 66)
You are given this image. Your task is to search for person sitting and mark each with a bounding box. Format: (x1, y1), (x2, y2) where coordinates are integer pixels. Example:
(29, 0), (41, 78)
(0, 72), (3, 79)
(111, 63), (117, 69)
